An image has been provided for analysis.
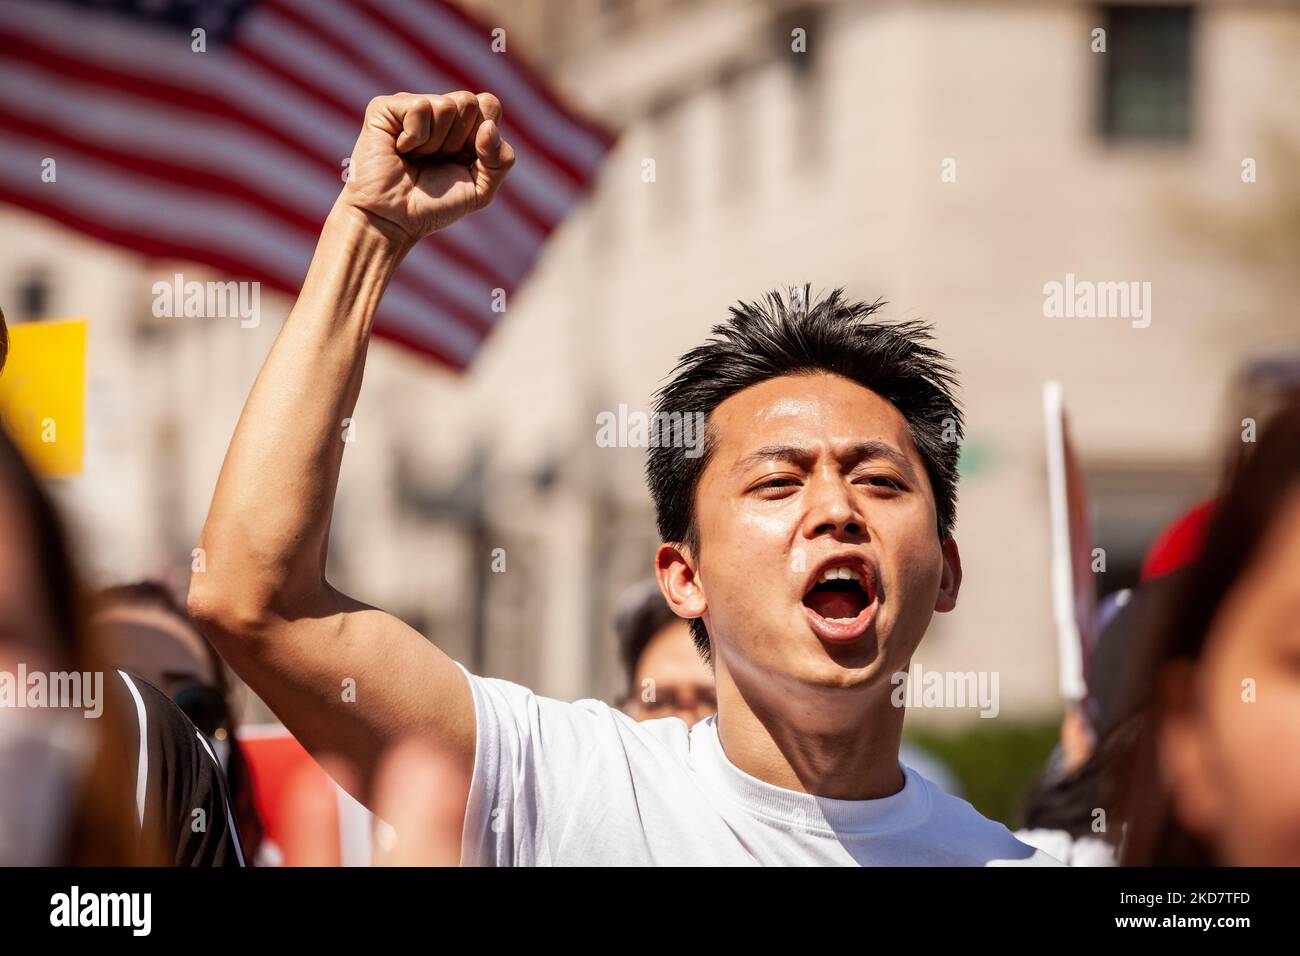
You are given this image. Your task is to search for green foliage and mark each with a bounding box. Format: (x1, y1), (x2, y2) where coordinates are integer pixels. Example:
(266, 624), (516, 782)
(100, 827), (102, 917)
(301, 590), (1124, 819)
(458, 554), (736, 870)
(906, 720), (1061, 827)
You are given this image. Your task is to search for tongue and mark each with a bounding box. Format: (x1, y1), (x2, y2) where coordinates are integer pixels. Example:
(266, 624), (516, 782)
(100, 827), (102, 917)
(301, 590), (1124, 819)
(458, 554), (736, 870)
(804, 590), (865, 620)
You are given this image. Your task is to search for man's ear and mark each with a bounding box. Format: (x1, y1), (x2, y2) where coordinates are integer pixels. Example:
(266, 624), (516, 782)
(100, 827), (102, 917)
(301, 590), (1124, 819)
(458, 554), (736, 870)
(934, 537), (962, 613)
(655, 543), (707, 622)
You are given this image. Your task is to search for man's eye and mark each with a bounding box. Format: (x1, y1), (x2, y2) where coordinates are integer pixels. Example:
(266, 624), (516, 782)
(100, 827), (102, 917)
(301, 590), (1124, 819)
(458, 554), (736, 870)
(756, 478), (800, 491)
(861, 475), (904, 490)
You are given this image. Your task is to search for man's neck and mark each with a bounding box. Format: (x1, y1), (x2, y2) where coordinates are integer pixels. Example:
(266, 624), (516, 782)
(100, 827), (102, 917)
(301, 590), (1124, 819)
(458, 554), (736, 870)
(713, 665), (906, 801)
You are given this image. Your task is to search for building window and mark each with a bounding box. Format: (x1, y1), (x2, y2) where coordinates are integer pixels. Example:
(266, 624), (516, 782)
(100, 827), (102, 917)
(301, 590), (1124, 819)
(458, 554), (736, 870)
(1100, 4), (1194, 142)
(645, 96), (681, 226)
(17, 270), (50, 321)
(776, 4), (825, 164)
(717, 67), (751, 200)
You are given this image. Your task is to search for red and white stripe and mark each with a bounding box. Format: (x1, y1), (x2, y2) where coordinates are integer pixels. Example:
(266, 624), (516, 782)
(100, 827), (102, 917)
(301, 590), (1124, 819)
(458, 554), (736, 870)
(0, 0), (613, 367)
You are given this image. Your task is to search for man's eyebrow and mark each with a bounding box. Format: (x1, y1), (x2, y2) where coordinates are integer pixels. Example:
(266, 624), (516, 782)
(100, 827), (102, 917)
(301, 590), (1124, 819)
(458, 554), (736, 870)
(733, 444), (817, 473)
(846, 440), (919, 481)
(733, 439), (918, 480)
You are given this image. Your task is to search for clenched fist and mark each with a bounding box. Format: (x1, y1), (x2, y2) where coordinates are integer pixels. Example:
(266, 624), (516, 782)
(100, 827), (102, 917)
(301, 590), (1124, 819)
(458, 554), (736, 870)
(341, 91), (516, 245)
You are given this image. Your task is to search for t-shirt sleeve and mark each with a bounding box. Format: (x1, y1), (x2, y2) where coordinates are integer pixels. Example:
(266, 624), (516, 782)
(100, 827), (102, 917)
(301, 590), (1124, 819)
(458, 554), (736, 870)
(173, 719), (246, 867)
(457, 663), (619, 867)
(122, 674), (246, 867)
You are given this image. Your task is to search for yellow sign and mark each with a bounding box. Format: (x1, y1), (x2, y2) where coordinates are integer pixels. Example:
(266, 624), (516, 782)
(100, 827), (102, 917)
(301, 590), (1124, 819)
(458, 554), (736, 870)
(0, 318), (86, 476)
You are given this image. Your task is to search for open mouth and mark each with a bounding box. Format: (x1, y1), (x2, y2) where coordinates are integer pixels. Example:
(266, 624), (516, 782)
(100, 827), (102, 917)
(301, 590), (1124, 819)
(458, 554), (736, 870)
(801, 561), (878, 642)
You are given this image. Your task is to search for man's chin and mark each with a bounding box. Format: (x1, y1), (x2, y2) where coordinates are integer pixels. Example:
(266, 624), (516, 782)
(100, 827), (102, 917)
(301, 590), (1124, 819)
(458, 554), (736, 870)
(794, 633), (890, 690)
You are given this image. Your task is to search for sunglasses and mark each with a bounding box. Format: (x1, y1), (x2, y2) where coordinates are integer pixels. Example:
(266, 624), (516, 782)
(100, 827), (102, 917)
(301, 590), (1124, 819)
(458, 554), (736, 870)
(172, 684), (231, 740)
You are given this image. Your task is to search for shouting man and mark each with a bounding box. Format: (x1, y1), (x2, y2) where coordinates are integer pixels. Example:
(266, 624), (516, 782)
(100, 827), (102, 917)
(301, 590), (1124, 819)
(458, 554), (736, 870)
(190, 90), (1057, 866)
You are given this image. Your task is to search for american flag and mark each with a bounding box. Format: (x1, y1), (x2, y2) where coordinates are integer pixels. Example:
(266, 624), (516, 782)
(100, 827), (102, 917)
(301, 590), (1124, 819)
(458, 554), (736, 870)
(0, 0), (613, 368)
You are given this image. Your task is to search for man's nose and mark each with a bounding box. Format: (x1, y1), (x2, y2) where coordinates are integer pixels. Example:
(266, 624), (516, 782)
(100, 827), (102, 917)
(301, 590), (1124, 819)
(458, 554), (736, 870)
(802, 474), (864, 539)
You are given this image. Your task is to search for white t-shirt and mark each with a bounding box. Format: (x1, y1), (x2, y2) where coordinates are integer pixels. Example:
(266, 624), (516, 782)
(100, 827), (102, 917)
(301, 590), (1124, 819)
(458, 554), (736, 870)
(1015, 828), (1117, 867)
(457, 667), (1062, 867)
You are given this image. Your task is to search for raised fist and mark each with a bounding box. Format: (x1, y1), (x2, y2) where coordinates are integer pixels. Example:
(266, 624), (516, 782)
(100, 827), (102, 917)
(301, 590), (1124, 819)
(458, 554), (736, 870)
(341, 91), (515, 244)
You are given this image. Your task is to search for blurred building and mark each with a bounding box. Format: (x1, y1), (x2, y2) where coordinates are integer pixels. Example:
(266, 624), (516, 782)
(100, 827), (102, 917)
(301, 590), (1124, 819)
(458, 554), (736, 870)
(3, 0), (1298, 723)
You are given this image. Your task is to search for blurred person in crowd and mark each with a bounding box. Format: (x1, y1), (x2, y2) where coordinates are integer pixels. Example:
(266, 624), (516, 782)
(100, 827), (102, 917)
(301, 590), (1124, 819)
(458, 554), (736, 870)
(93, 581), (263, 862)
(1216, 355), (1300, 487)
(1019, 377), (1300, 865)
(190, 90), (1055, 865)
(613, 579), (716, 725)
(1016, 579), (1184, 866)
(0, 406), (134, 864)
(280, 739), (468, 868)
(1017, 488), (1220, 865)
(2, 305), (140, 864)
(0, 425), (243, 865)
(1111, 396), (1300, 866)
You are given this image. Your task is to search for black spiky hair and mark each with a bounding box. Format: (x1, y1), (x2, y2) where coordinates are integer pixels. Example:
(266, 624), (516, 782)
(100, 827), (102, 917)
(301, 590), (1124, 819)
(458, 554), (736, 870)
(646, 286), (964, 655)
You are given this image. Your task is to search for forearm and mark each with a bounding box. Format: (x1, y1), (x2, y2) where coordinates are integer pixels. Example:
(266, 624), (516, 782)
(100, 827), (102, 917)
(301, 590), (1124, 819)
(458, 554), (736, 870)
(194, 203), (413, 620)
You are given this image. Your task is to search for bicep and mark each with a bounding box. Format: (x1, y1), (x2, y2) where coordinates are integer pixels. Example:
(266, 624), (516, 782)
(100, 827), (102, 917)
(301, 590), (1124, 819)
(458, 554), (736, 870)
(217, 586), (476, 810)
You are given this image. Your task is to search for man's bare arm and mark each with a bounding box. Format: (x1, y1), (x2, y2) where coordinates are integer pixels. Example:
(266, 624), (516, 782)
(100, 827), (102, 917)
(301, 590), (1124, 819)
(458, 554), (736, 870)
(188, 91), (515, 804)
